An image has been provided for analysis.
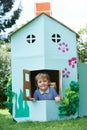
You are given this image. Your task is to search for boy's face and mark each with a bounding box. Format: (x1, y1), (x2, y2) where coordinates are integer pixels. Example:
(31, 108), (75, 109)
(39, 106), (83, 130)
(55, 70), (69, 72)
(37, 77), (49, 92)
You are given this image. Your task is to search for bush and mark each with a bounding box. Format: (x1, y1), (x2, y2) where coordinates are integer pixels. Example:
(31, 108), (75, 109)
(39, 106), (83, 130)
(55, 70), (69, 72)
(0, 86), (7, 108)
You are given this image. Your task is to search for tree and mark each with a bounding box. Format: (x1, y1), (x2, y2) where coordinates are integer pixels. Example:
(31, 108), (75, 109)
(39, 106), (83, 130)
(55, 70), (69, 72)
(0, 42), (11, 108)
(0, 0), (22, 33)
(77, 25), (87, 62)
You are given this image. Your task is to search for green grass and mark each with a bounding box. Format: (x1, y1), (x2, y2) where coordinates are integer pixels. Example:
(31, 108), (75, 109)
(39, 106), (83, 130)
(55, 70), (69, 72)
(0, 109), (87, 130)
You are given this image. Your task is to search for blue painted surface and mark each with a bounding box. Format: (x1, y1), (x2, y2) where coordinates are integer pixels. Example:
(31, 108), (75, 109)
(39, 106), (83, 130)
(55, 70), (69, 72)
(11, 14), (78, 122)
(78, 63), (87, 117)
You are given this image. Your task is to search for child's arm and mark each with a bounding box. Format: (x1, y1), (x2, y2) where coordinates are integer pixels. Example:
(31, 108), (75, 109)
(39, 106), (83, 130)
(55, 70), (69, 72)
(27, 96), (36, 101)
(55, 95), (62, 102)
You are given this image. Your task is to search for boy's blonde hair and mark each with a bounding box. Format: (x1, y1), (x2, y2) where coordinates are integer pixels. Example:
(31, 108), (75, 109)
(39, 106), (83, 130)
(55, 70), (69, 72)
(35, 73), (50, 86)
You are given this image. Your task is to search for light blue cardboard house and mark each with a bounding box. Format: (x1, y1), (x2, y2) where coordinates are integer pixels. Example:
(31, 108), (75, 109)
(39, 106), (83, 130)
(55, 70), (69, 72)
(11, 13), (79, 122)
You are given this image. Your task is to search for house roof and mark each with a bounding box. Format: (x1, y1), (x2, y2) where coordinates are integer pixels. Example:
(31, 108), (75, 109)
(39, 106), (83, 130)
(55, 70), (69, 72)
(10, 13), (79, 38)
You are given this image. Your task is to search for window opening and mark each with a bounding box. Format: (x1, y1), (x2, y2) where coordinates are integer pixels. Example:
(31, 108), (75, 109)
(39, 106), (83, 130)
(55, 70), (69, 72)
(52, 34), (61, 43)
(26, 34), (36, 43)
(23, 69), (62, 100)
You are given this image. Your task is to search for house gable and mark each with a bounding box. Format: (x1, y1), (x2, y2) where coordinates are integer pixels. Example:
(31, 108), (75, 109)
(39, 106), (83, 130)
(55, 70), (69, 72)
(11, 13), (79, 38)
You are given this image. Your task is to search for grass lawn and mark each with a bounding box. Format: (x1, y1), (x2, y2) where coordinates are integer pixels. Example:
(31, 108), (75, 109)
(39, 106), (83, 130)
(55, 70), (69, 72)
(0, 109), (87, 130)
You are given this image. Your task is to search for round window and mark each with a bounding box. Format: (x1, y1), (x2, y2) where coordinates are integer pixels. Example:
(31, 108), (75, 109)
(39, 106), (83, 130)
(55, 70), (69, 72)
(52, 34), (61, 43)
(26, 34), (36, 43)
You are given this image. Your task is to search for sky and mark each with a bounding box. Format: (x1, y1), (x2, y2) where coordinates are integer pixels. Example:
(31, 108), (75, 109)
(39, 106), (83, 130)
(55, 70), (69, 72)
(16, 0), (87, 32)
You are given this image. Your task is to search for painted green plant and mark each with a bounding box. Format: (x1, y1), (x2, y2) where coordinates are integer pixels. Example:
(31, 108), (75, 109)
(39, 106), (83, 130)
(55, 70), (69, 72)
(59, 81), (79, 117)
(3, 76), (15, 114)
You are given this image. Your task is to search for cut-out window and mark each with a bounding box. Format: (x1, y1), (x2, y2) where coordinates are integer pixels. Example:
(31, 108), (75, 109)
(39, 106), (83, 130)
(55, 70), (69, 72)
(52, 34), (61, 43)
(23, 69), (62, 100)
(26, 34), (36, 43)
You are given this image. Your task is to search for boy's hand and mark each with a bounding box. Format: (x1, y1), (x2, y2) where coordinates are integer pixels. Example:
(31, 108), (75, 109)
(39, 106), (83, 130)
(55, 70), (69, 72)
(27, 96), (36, 101)
(55, 96), (62, 102)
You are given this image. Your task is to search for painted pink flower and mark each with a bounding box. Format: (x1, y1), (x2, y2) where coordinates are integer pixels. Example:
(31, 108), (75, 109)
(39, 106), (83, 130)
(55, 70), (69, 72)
(68, 57), (77, 68)
(62, 68), (70, 78)
(58, 42), (69, 53)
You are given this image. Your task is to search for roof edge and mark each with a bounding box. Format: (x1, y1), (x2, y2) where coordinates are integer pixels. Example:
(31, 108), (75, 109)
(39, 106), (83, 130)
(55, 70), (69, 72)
(10, 13), (79, 38)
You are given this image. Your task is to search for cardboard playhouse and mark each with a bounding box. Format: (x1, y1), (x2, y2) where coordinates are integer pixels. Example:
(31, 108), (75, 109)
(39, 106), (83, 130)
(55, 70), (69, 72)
(11, 13), (80, 122)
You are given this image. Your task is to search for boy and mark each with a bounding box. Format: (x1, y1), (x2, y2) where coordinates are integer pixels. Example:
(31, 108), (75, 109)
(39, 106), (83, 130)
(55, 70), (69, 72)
(29, 73), (61, 102)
